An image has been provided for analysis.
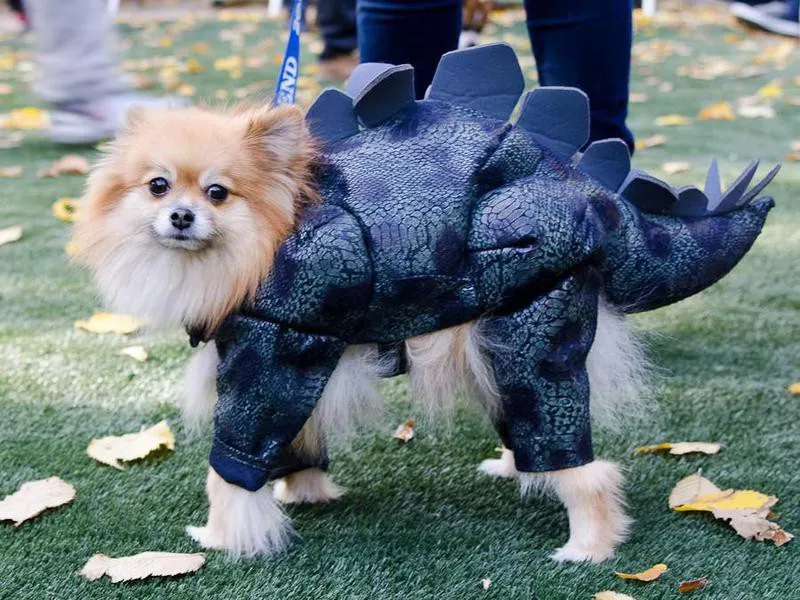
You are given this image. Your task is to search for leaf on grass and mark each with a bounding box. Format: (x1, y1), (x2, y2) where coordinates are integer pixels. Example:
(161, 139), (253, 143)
(0, 82), (13, 95)
(74, 312), (142, 335)
(0, 225), (22, 246)
(177, 84), (196, 97)
(697, 101), (736, 121)
(670, 473), (793, 546)
(192, 42), (210, 54)
(52, 198), (80, 223)
(787, 151), (800, 162)
(636, 441), (721, 456)
(392, 418), (416, 442)
(0, 165), (23, 177)
(0, 476), (75, 526)
(37, 154), (90, 178)
(629, 92), (648, 104)
(678, 577), (709, 594)
(655, 114), (691, 127)
(737, 104), (775, 119)
(481, 578), (491, 590)
(788, 383), (800, 395)
(757, 80), (782, 99)
(635, 134), (667, 151)
(79, 552), (205, 583)
(661, 162), (691, 175)
(594, 592), (637, 600)
(120, 345), (148, 362)
(0, 107), (49, 130)
(0, 132), (23, 149)
(616, 563), (668, 582)
(87, 420), (175, 469)
(184, 58), (204, 74)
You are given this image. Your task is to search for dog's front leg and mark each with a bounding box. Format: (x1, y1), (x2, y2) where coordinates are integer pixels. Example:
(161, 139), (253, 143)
(187, 468), (292, 558)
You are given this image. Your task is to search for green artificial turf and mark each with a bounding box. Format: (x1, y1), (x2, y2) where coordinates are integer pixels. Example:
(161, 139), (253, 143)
(1, 4), (798, 599)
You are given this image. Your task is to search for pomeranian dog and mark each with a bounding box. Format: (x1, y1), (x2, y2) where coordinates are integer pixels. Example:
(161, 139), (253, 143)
(73, 104), (644, 563)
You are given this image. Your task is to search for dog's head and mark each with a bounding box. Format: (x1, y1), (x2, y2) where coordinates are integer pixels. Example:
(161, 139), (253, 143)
(72, 104), (316, 333)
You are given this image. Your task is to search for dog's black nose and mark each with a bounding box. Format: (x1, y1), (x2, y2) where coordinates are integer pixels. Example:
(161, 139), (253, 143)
(170, 208), (195, 231)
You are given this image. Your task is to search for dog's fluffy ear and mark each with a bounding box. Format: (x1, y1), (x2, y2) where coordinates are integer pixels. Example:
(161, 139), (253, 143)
(245, 105), (312, 168)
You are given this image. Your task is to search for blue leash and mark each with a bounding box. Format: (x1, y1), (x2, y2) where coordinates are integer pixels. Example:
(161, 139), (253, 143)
(273, 0), (304, 106)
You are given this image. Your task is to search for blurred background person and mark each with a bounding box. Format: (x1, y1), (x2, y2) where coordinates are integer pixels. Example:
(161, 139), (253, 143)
(357, 0), (635, 152)
(317, 0), (359, 81)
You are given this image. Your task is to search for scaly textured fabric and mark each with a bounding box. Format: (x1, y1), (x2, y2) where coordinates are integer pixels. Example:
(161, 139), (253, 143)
(208, 45), (776, 491)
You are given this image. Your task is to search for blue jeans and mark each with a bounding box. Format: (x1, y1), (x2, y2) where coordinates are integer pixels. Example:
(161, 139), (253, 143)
(357, 0), (635, 152)
(317, 0), (358, 59)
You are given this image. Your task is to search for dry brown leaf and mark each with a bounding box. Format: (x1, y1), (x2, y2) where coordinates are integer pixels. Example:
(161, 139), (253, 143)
(787, 151), (800, 162)
(74, 312), (142, 335)
(392, 418), (416, 442)
(0, 477), (75, 526)
(635, 134), (667, 151)
(0, 225), (23, 246)
(636, 442), (721, 456)
(668, 472), (723, 508)
(594, 592), (637, 600)
(79, 552), (205, 583)
(697, 101), (736, 121)
(616, 563), (668, 582)
(52, 198), (80, 223)
(120, 345), (148, 362)
(655, 114), (692, 127)
(661, 162), (691, 175)
(0, 83), (13, 95)
(37, 154), (90, 178)
(0, 165), (23, 177)
(788, 382), (800, 395)
(87, 420), (175, 469)
(678, 577), (709, 594)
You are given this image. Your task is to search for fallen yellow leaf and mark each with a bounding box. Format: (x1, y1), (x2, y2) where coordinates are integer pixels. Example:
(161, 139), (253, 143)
(158, 37), (173, 48)
(52, 198), (80, 223)
(636, 441), (721, 456)
(635, 134), (667, 151)
(678, 577), (709, 594)
(392, 418), (416, 442)
(594, 592), (637, 600)
(675, 489), (773, 512)
(37, 154), (90, 178)
(655, 114), (692, 127)
(1, 106), (49, 130)
(669, 472), (723, 508)
(192, 42), (210, 54)
(87, 420), (175, 469)
(757, 80), (783, 99)
(185, 58), (204, 74)
(697, 101), (736, 121)
(120, 345), (148, 362)
(0, 165), (23, 177)
(79, 552), (205, 583)
(0, 225), (23, 246)
(786, 151), (800, 162)
(0, 476), (75, 526)
(788, 383), (800, 395)
(616, 563), (668, 582)
(177, 84), (196, 97)
(661, 161), (691, 176)
(74, 312), (143, 335)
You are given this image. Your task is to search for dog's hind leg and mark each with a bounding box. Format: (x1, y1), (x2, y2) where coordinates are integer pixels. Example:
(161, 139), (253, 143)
(273, 422), (344, 504)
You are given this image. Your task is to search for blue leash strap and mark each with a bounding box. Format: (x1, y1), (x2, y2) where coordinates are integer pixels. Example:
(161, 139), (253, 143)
(273, 0), (304, 106)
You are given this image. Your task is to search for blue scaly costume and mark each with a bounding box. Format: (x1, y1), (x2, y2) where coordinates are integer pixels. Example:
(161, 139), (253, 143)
(204, 44), (778, 491)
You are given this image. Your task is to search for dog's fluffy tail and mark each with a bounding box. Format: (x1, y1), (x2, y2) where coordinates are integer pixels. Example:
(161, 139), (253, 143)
(587, 299), (650, 431)
(181, 341), (220, 432)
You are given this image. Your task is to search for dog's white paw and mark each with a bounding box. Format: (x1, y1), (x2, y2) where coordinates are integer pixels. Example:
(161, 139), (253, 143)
(186, 525), (223, 550)
(551, 542), (616, 564)
(477, 448), (518, 479)
(273, 468), (345, 504)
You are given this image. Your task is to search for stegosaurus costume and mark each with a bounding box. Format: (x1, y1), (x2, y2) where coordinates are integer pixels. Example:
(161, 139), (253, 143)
(207, 44), (778, 491)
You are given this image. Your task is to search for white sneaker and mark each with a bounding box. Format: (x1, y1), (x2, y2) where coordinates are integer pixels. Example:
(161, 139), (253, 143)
(49, 93), (186, 144)
(730, 1), (800, 37)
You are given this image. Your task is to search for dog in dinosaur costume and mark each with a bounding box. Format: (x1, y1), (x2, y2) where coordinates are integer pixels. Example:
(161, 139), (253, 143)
(73, 43), (778, 562)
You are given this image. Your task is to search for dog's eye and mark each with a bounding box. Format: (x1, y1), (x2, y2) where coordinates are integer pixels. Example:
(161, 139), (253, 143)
(206, 184), (229, 203)
(148, 177), (170, 197)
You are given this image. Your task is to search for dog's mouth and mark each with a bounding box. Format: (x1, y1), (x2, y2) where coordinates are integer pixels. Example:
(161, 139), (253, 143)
(151, 228), (212, 251)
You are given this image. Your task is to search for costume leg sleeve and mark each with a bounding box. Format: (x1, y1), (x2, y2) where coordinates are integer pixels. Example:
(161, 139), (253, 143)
(484, 266), (599, 473)
(210, 315), (347, 491)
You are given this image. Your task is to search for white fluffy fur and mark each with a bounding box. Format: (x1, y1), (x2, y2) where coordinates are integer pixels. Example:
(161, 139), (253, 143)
(587, 300), (649, 430)
(87, 191), (268, 330)
(187, 468), (291, 558)
(273, 468), (345, 504)
(181, 341), (220, 432)
(478, 447), (518, 479)
(519, 460), (632, 563)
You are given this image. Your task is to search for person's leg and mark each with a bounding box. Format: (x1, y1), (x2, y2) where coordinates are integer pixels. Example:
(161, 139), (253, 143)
(25, 0), (129, 105)
(318, 0), (358, 59)
(357, 0), (461, 98)
(524, 0), (635, 152)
